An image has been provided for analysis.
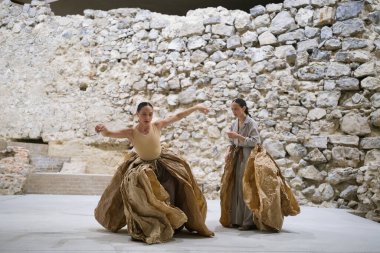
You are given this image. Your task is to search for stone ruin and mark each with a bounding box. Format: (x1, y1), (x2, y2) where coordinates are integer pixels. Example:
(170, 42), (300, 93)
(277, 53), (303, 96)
(0, 144), (34, 194)
(0, 0), (379, 221)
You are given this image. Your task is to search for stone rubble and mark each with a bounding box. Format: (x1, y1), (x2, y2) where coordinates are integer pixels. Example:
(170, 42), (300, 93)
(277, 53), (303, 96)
(0, 0), (379, 221)
(0, 146), (34, 194)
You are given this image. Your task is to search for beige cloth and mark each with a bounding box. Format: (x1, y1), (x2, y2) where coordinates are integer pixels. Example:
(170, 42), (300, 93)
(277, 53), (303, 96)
(94, 149), (214, 244)
(220, 145), (300, 231)
(132, 123), (161, 161)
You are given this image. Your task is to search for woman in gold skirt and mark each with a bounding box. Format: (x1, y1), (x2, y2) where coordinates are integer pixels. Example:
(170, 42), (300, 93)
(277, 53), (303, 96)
(94, 102), (214, 244)
(220, 98), (300, 231)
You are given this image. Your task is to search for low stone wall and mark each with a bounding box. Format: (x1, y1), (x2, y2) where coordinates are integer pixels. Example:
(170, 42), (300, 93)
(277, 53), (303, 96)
(7, 142), (48, 156)
(0, 0), (379, 221)
(0, 146), (34, 194)
(25, 173), (113, 195)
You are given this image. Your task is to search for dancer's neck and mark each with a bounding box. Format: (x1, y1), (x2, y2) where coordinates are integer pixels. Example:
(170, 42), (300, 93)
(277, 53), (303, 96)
(137, 123), (150, 134)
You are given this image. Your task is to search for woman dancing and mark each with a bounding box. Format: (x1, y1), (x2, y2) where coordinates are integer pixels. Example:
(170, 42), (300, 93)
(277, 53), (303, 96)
(220, 98), (300, 231)
(94, 102), (214, 244)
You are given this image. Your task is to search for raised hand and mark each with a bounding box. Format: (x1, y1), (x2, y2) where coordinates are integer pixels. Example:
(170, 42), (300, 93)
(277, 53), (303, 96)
(195, 104), (209, 114)
(226, 131), (239, 139)
(95, 124), (107, 134)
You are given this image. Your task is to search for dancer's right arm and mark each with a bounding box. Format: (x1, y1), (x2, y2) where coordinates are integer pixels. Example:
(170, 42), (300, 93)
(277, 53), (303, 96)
(95, 124), (133, 139)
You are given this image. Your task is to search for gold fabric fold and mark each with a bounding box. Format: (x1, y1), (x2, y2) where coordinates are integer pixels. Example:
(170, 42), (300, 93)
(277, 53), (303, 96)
(220, 145), (300, 231)
(94, 149), (214, 244)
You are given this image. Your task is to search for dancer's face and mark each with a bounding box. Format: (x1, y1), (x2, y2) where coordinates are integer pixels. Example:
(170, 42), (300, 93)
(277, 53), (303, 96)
(231, 102), (246, 118)
(137, 106), (153, 125)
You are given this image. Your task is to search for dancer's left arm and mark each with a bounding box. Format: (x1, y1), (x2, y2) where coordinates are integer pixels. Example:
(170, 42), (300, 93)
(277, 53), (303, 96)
(155, 104), (209, 129)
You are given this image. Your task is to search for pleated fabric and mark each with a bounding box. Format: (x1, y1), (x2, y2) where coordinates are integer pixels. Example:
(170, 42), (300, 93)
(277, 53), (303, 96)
(94, 149), (214, 244)
(220, 145), (300, 231)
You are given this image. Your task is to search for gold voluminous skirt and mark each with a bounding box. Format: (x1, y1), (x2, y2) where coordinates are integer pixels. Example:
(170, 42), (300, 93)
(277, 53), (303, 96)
(94, 148), (214, 244)
(220, 145), (300, 231)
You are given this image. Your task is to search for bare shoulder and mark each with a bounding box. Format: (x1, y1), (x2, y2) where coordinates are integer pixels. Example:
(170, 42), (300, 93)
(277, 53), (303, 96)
(153, 120), (164, 129)
(124, 128), (134, 139)
(119, 127), (134, 136)
(125, 128), (134, 134)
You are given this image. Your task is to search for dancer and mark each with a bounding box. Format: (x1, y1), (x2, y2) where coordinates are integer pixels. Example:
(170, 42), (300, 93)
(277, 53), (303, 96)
(94, 102), (214, 244)
(220, 98), (300, 231)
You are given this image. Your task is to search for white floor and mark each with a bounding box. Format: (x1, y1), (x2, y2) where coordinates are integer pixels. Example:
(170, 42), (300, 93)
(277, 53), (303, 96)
(0, 195), (379, 253)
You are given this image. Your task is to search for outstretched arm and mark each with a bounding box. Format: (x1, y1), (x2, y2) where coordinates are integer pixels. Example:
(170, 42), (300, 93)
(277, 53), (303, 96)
(95, 124), (133, 139)
(155, 104), (209, 129)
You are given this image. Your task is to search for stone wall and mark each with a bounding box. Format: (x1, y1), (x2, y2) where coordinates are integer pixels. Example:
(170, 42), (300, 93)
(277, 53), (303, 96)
(0, 0), (379, 221)
(24, 172), (112, 195)
(0, 146), (34, 194)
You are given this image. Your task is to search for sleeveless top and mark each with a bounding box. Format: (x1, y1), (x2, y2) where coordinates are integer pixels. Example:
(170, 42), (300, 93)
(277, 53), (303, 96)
(132, 123), (161, 160)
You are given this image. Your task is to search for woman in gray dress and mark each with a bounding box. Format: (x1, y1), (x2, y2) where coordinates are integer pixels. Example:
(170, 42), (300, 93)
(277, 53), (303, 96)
(221, 98), (261, 230)
(220, 98), (300, 231)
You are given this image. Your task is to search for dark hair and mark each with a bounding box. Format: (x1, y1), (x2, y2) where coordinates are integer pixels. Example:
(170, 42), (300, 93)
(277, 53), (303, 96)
(232, 98), (251, 117)
(136, 102), (153, 113)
